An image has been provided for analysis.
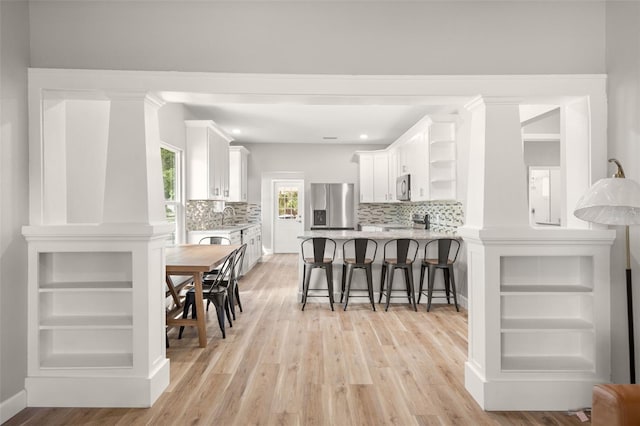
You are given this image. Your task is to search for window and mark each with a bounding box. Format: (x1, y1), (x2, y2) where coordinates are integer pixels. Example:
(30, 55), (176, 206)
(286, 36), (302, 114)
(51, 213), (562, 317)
(277, 188), (298, 219)
(161, 145), (184, 244)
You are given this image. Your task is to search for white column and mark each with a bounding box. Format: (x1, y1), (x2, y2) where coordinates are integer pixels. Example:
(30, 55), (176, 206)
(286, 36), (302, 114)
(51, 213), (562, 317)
(102, 92), (166, 224)
(464, 96), (528, 229)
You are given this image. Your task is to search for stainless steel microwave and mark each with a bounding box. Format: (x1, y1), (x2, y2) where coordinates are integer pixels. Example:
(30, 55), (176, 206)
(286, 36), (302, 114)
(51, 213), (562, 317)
(396, 174), (411, 201)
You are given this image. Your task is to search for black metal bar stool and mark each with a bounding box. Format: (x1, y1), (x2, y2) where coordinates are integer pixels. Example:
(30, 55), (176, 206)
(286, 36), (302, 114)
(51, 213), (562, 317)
(418, 238), (461, 311)
(301, 237), (337, 311)
(379, 238), (419, 311)
(341, 238), (378, 311)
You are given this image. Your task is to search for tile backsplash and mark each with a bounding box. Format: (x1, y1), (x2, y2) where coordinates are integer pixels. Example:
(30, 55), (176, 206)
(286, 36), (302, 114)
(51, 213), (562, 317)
(186, 201), (261, 231)
(357, 200), (464, 233)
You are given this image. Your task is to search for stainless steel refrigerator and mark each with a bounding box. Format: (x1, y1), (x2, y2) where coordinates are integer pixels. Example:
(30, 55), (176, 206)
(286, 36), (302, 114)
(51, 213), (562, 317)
(309, 183), (355, 230)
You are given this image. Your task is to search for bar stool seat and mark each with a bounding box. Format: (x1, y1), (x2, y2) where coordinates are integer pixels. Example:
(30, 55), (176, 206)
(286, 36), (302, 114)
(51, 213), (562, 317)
(341, 238), (378, 311)
(379, 238), (419, 311)
(418, 238), (461, 312)
(301, 237), (337, 311)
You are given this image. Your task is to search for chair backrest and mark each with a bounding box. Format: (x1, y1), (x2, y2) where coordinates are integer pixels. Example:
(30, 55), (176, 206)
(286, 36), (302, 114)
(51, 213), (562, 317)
(383, 238), (419, 263)
(301, 237), (337, 263)
(231, 243), (247, 280)
(199, 236), (231, 245)
(343, 238), (377, 264)
(423, 238), (461, 265)
(203, 248), (236, 292)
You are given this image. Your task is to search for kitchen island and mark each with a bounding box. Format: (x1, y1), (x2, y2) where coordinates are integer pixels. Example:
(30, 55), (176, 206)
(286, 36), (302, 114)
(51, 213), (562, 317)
(297, 229), (464, 308)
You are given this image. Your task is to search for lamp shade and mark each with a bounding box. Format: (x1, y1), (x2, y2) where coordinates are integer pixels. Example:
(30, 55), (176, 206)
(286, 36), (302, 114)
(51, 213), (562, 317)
(574, 177), (640, 225)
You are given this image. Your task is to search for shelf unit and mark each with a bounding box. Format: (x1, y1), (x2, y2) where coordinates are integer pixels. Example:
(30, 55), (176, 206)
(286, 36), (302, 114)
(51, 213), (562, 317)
(24, 225), (171, 407)
(499, 255), (595, 372)
(428, 122), (456, 200)
(37, 251), (134, 370)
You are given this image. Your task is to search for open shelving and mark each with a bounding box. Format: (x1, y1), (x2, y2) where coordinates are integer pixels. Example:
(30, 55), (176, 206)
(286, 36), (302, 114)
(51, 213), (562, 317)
(36, 251), (134, 370)
(499, 255), (595, 372)
(428, 122), (456, 200)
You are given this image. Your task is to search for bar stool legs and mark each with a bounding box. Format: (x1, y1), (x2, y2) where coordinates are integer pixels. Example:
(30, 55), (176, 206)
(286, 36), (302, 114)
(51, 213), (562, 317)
(342, 263), (376, 311)
(384, 265), (417, 312)
(301, 263), (334, 311)
(419, 263), (459, 312)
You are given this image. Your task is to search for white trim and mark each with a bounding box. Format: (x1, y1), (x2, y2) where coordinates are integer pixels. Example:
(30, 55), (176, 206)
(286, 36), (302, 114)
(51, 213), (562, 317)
(0, 390), (27, 423)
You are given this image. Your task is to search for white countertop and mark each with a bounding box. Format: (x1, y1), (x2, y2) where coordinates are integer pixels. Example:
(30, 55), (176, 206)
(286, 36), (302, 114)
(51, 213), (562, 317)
(298, 229), (458, 240)
(188, 223), (260, 233)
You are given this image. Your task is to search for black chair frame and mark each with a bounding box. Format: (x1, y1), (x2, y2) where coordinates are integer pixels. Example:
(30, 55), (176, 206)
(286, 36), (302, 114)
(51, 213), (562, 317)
(418, 238), (461, 312)
(179, 248), (236, 339)
(341, 238), (378, 311)
(301, 237), (337, 311)
(379, 238), (419, 312)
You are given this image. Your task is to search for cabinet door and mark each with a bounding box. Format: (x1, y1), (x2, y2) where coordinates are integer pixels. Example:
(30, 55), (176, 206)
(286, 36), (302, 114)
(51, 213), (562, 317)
(228, 148), (248, 202)
(373, 153), (389, 202)
(359, 153), (374, 203)
(409, 132), (429, 201)
(387, 149), (398, 201)
(186, 126), (210, 200)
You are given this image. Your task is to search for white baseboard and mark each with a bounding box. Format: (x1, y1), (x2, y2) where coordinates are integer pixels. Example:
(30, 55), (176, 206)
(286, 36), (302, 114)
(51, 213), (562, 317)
(1, 390), (27, 423)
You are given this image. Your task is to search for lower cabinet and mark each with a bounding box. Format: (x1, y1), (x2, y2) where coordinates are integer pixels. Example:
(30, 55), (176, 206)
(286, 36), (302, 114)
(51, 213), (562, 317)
(241, 225), (262, 275)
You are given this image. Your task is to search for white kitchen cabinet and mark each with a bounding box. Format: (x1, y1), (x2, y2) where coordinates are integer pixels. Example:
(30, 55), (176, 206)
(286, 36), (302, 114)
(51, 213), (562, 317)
(228, 146), (249, 202)
(358, 152), (375, 202)
(358, 151), (394, 203)
(241, 225), (262, 275)
(185, 120), (232, 200)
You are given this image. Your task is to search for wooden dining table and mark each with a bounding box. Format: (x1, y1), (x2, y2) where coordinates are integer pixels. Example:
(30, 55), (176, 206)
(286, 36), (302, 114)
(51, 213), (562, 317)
(165, 244), (239, 347)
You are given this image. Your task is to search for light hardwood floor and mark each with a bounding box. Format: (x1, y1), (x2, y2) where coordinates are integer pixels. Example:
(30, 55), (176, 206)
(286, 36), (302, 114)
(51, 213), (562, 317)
(6, 254), (587, 425)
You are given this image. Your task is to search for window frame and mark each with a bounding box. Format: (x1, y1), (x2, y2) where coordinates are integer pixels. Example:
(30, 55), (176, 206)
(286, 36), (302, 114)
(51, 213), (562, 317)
(160, 143), (185, 245)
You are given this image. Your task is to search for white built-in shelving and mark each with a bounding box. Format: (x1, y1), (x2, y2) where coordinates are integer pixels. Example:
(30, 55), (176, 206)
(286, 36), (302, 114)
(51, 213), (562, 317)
(36, 251), (134, 370)
(499, 255), (595, 372)
(428, 122), (456, 200)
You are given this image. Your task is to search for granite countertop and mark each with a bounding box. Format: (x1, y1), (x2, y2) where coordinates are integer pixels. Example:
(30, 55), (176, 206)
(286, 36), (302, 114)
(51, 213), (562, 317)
(298, 229), (459, 240)
(189, 223), (260, 232)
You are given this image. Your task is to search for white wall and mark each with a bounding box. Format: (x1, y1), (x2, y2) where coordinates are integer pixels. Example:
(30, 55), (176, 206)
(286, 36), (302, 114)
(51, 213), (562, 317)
(29, 1), (605, 75)
(606, 1), (640, 384)
(158, 103), (188, 151)
(0, 0), (29, 418)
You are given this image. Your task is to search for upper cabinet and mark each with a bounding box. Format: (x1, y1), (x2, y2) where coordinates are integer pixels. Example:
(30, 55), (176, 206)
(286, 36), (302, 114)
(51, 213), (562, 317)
(358, 150), (396, 203)
(185, 120), (233, 200)
(358, 116), (457, 203)
(228, 146), (250, 202)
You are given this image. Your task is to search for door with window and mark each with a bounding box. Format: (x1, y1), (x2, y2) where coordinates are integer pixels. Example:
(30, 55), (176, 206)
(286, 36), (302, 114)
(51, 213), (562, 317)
(273, 180), (304, 253)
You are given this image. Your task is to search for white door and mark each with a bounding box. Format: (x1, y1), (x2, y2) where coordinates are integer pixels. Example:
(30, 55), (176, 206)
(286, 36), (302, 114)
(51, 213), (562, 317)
(273, 180), (304, 253)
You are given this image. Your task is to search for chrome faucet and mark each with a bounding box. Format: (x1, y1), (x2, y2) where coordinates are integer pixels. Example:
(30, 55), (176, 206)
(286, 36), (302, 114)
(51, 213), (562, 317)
(221, 206), (236, 226)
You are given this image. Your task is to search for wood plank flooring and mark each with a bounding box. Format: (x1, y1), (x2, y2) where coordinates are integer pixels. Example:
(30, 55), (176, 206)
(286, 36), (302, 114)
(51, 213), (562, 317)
(6, 254), (588, 425)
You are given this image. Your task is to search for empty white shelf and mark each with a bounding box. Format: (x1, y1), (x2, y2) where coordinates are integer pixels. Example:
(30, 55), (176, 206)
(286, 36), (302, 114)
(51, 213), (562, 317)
(39, 281), (133, 291)
(501, 318), (593, 331)
(40, 315), (133, 329)
(501, 355), (594, 372)
(40, 353), (133, 369)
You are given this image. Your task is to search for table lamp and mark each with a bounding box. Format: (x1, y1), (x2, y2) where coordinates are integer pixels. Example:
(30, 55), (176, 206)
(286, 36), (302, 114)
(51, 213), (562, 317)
(574, 158), (640, 383)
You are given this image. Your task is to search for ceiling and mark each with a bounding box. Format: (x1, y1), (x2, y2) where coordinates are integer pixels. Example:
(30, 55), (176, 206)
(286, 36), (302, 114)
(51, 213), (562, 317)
(160, 91), (468, 146)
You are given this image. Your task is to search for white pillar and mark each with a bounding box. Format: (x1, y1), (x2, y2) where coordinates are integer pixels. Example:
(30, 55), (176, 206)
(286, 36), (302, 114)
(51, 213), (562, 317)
(102, 92), (166, 224)
(464, 96), (528, 229)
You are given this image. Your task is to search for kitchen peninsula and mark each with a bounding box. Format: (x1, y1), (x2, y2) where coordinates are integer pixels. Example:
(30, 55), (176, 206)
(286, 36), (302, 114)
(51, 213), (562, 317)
(297, 229), (464, 306)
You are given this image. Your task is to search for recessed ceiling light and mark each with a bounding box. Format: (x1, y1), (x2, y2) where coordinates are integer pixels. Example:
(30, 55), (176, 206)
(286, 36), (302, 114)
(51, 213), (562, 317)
(360, 134), (369, 140)
(232, 129), (241, 135)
